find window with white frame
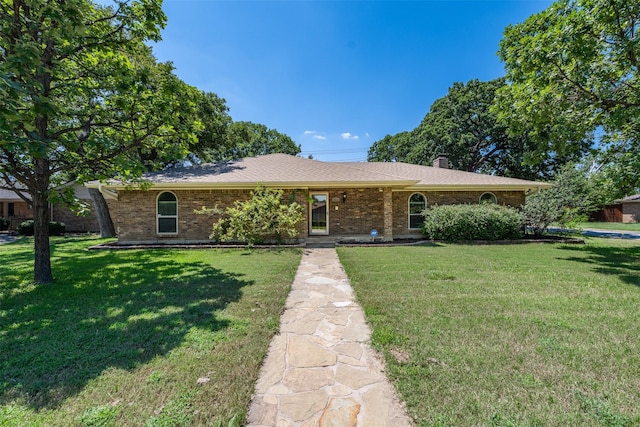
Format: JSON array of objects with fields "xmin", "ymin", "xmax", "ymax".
[
  {"xmin": 479, "ymin": 192, "xmax": 497, "ymax": 204},
  {"xmin": 157, "ymin": 192, "xmax": 178, "ymax": 234},
  {"xmin": 408, "ymin": 193, "xmax": 427, "ymax": 229}
]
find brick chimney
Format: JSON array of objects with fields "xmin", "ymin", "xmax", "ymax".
[{"xmin": 433, "ymin": 153, "xmax": 449, "ymax": 169}]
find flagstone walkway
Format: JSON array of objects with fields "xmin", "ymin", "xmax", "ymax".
[{"xmin": 246, "ymin": 248, "xmax": 412, "ymax": 427}]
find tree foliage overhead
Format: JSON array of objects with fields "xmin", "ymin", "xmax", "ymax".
[
  {"xmin": 201, "ymin": 121, "xmax": 300, "ymax": 162},
  {"xmin": 366, "ymin": 131, "xmax": 412, "ymax": 163},
  {"xmin": 0, "ymin": 0, "xmax": 200, "ymax": 283},
  {"xmin": 498, "ymin": 0, "xmax": 640, "ymax": 189},
  {"xmin": 368, "ymin": 78, "xmax": 575, "ymax": 180}
]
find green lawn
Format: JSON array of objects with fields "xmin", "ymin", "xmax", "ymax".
[
  {"xmin": 579, "ymin": 222, "xmax": 640, "ymax": 232},
  {"xmin": 0, "ymin": 236, "xmax": 302, "ymax": 426},
  {"xmin": 338, "ymin": 240, "xmax": 640, "ymax": 426}
]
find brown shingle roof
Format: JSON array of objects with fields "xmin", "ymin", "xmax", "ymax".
[
  {"xmin": 342, "ymin": 161, "xmax": 551, "ymax": 189},
  {"xmin": 89, "ymin": 154, "xmax": 551, "ymax": 191}
]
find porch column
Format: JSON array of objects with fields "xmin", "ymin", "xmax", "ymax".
[{"xmin": 383, "ymin": 187, "xmax": 393, "ymax": 241}]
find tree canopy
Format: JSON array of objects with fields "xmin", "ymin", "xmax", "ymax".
[
  {"xmin": 498, "ymin": 0, "xmax": 640, "ymax": 192},
  {"xmin": 203, "ymin": 121, "xmax": 300, "ymax": 161},
  {"xmin": 368, "ymin": 78, "xmax": 576, "ymax": 180},
  {"xmin": 0, "ymin": 0, "xmax": 200, "ymax": 283}
]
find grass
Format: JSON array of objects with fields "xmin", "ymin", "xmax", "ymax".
[
  {"xmin": 338, "ymin": 239, "xmax": 640, "ymax": 426},
  {"xmin": 578, "ymin": 222, "xmax": 640, "ymax": 232},
  {"xmin": 0, "ymin": 236, "xmax": 302, "ymax": 426}
]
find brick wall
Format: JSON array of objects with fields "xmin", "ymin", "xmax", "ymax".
[
  {"xmin": 52, "ymin": 199, "xmax": 97, "ymax": 232},
  {"xmin": 622, "ymin": 202, "xmax": 640, "ymax": 223},
  {"xmin": 114, "ymin": 188, "xmax": 527, "ymax": 242},
  {"xmin": 116, "ymin": 189, "xmax": 309, "ymax": 242},
  {"xmin": 1, "ymin": 201, "xmax": 32, "ymax": 230},
  {"xmin": 51, "ymin": 198, "xmax": 120, "ymax": 233},
  {"xmin": 310, "ymin": 188, "xmax": 386, "ymax": 237},
  {"xmin": 393, "ymin": 190, "xmax": 526, "ymax": 237}
]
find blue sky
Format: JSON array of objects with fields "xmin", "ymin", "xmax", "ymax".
[{"xmin": 149, "ymin": 0, "xmax": 554, "ymax": 162}]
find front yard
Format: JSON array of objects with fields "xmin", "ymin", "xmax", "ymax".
[
  {"xmin": 338, "ymin": 240, "xmax": 640, "ymax": 426},
  {"xmin": 0, "ymin": 236, "xmax": 301, "ymax": 426}
]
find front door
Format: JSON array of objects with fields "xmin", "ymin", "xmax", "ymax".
[{"xmin": 310, "ymin": 193, "xmax": 329, "ymax": 235}]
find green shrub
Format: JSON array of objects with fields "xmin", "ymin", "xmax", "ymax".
[
  {"xmin": 0, "ymin": 217, "xmax": 9, "ymax": 231},
  {"xmin": 204, "ymin": 186, "xmax": 303, "ymax": 246},
  {"xmin": 17, "ymin": 220, "xmax": 66, "ymax": 236},
  {"xmin": 16, "ymin": 220, "xmax": 34, "ymax": 235},
  {"xmin": 421, "ymin": 204, "xmax": 524, "ymax": 242},
  {"xmin": 49, "ymin": 221, "xmax": 66, "ymax": 236}
]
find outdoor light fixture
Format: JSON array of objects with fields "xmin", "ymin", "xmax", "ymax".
[{"xmin": 342, "ymin": 192, "xmax": 347, "ymax": 202}]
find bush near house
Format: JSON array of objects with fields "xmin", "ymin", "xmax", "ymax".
[
  {"xmin": 421, "ymin": 204, "xmax": 525, "ymax": 241},
  {"xmin": 16, "ymin": 220, "xmax": 66, "ymax": 236},
  {"xmin": 201, "ymin": 186, "xmax": 303, "ymax": 246},
  {"xmin": 0, "ymin": 217, "xmax": 9, "ymax": 231}
]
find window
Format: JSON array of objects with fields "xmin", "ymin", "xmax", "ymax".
[
  {"xmin": 408, "ymin": 193, "xmax": 427, "ymax": 229},
  {"xmin": 479, "ymin": 192, "xmax": 497, "ymax": 204},
  {"xmin": 8, "ymin": 203, "xmax": 14, "ymax": 217},
  {"xmin": 157, "ymin": 192, "xmax": 178, "ymax": 234}
]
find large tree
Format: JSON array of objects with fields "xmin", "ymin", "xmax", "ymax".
[
  {"xmin": 204, "ymin": 121, "xmax": 300, "ymax": 161},
  {"xmin": 368, "ymin": 79, "xmax": 576, "ymax": 179},
  {"xmin": 498, "ymin": 0, "xmax": 640, "ymax": 191},
  {"xmin": 0, "ymin": 0, "xmax": 200, "ymax": 283},
  {"xmin": 366, "ymin": 131, "xmax": 412, "ymax": 163}
]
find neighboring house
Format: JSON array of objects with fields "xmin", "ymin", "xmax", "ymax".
[
  {"xmin": 0, "ymin": 189, "xmax": 32, "ymax": 230},
  {"xmin": 620, "ymin": 194, "xmax": 640, "ymax": 223},
  {"xmin": 591, "ymin": 194, "xmax": 640, "ymax": 223},
  {"xmin": 0, "ymin": 184, "xmax": 106, "ymax": 232},
  {"xmin": 87, "ymin": 154, "xmax": 551, "ymax": 244}
]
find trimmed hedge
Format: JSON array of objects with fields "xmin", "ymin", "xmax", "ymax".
[
  {"xmin": 17, "ymin": 220, "xmax": 66, "ymax": 236},
  {"xmin": 421, "ymin": 204, "xmax": 524, "ymax": 242}
]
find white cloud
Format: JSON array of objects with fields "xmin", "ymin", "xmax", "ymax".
[
  {"xmin": 304, "ymin": 130, "xmax": 326, "ymax": 140},
  {"xmin": 365, "ymin": 132, "xmax": 370, "ymax": 138},
  {"xmin": 341, "ymin": 132, "xmax": 359, "ymax": 140}
]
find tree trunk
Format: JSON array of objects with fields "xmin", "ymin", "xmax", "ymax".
[
  {"xmin": 88, "ymin": 187, "xmax": 116, "ymax": 238},
  {"xmin": 33, "ymin": 161, "xmax": 53, "ymax": 284}
]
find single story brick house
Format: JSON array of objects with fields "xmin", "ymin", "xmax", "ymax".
[
  {"xmin": 0, "ymin": 184, "xmax": 106, "ymax": 232},
  {"xmin": 87, "ymin": 154, "xmax": 551, "ymax": 244},
  {"xmin": 619, "ymin": 194, "xmax": 640, "ymax": 223},
  {"xmin": 0, "ymin": 188, "xmax": 32, "ymax": 230}
]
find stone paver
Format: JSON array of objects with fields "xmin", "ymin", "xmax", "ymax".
[{"xmin": 247, "ymin": 248, "xmax": 411, "ymax": 427}]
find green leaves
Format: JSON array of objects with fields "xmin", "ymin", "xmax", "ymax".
[
  {"xmin": 201, "ymin": 121, "xmax": 300, "ymax": 162},
  {"xmin": 209, "ymin": 187, "xmax": 304, "ymax": 246},
  {"xmin": 0, "ymin": 0, "xmax": 199, "ymax": 282},
  {"xmin": 499, "ymin": 0, "xmax": 640, "ymax": 164},
  {"xmin": 368, "ymin": 78, "xmax": 570, "ymax": 180},
  {"xmin": 421, "ymin": 204, "xmax": 525, "ymax": 242}
]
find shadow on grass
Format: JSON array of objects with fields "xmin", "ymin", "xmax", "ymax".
[
  {"xmin": 558, "ymin": 243, "xmax": 640, "ymax": 287},
  {"xmin": 0, "ymin": 238, "xmax": 252, "ymax": 410}
]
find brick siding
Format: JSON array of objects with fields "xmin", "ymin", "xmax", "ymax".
[
  {"xmin": 114, "ymin": 188, "xmax": 527, "ymax": 242},
  {"xmin": 1, "ymin": 201, "xmax": 32, "ymax": 230},
  {"xmin": 622, "ymin": 202, "xmax": 640, "ymax": 223},
  {"xmin": 393, "ymin": 190, "xmax": 526, "ymax": 238},
  {"xmin": 115, "ymin": 189, "xmax": 308, "ymax": 243}
]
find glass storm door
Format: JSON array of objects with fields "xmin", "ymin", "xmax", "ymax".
[{"xmin": 310, "ymin": 193, "xmax": 329, "ymax": 235}]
